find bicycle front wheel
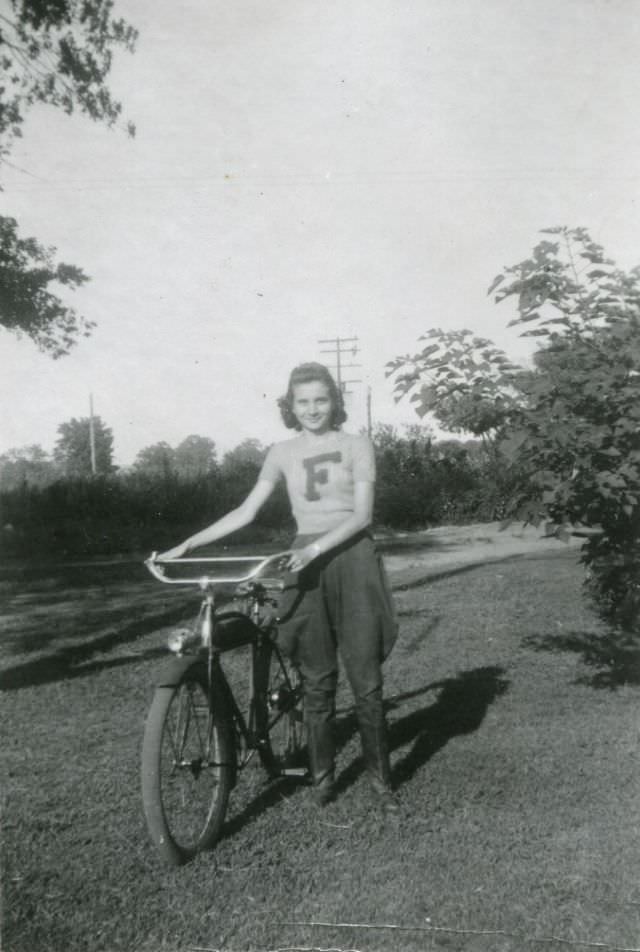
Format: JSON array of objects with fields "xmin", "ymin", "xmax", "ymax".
[
  {"xmin": 254, "ymin": 636, "xmax": 306, "ymax": 779},
  {"xmin": 141, "ymin": 662, "xmax": 234, "ymax": 866}
]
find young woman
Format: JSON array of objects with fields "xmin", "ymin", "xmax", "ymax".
[{"xmin": 160, "ymin": 362, "xmax": 398, "ymax": 812}]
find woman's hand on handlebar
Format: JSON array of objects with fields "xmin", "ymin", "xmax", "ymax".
[{"xmin": 287, "ymin": 543, "xmax": 322, "ymax": 573}]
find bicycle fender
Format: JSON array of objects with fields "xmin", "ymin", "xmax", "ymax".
[
  {"xmin": 149, "ymin": 656, "xmax": 238, "ymax": 790},
  {"xmin": 153, "ymin": 655, "xmax": 204, "ymax": 688}
]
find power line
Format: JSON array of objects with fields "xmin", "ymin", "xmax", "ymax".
[
  {"xmin": 318, "ymin": 336, "xmax": 362, "ymax": 393},
  {"xmin": 89, "ymin": 393, "xmax": 97, "ymax": 476},
  {"xmin": 318, "ymin": 336, "xmax": 374, "ymax": 436}
]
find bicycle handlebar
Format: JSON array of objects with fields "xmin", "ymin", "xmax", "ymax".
[{"xmin": 144, "ymin": 551, "xmax": 290, "ymax": 587}]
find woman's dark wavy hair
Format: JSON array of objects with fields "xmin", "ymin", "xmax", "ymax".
[{"xmin": 278, "ymin": 362, "xmax": 347, "ymax": 431}]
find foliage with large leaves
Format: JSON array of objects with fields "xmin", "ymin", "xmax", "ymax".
[
  {"xmin": 495, "ymin": 227, "xmax": 640, "ymax": 631},
  {"xmin": 388, "ymin": 227, "xmax": 640, "ymax": 632},
  {"xmin": 386, "ymin": 329, "xmax": 526, "ymax": 515},
  {"xmin": 386, "ymin": 328, "xmax": 521, "ymax": 437}
]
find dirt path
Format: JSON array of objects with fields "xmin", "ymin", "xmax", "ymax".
[{"xmin": 379, "ymin": 521, "xmax": 582, "ymax": 588}]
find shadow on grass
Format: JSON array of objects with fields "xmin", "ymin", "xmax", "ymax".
[
  {"xmin": 390, "ymin": 665, "xmax": 510, "ymax": 787},
  {"xmin": 220, "ymin": 776, "xmax": 307, "ymax": 844},
  {"xmin": 0, "ymin": 558, "xmax": 147, "ymax": 584},
  {"xmin": 0, "ymin": 599, "xmax": 193, "ymax": 691},
  {"xmin": 523, "ymin": 629, "xmax": 640, "ymax": 690},
  {"xmin": 219, "ymin": 712, "xmax": 364, "ymax": 843},
  {"xmin": 331, "ymin": 665, "xmax": 510, "ymax": 796},
  {"xmin": 390, "ymin": 553, "xmax": 528, "ymax": 592},
  {"xmin": 3, "ymin": 593, "xmax": 157, "ymax": 657},
  {"xmin": 213, "ymin": 666, "xmax": 509, "ymax": 843},
  {"xmin": 398, "ymin": 613, "xmax": 442, "ymax": 654}
]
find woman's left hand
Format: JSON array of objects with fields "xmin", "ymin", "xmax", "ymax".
[{"xmin": 287, "ymin": 543, "xmax": 321, "ymax": 573}]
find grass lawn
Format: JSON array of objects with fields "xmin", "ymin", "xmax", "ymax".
[{"xmin": 2, "ymin": 547, "xmax": 640, "ymax": 952}]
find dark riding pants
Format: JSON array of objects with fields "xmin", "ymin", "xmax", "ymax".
[{"xmin": 278, "ymin": 531, "xmax": 398, "ymax": 785}]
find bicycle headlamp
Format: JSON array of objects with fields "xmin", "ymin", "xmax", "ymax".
[{"xmin": 167, "ymin": 628, "xmax": 200, "ymax": 654}]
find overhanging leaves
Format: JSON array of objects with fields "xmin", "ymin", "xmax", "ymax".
[
  {"xmin": 0, "ymin": 215, "xmax": 92, "ymax": 356},
  {"xmin": 0, "ymin": 1, "xmax": 137, "ymax": 355}
]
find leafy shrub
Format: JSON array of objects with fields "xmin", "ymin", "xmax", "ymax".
[{"xmin": 387, "ymin": 226, "xmax": 640, "ymax": 633}]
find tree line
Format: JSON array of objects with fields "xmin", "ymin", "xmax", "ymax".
[
  {"xmin": 0, "ymin": 426, "xmax": 504, "ymax": 559},
  {"xmin": 0, "ymin": 424, "xmax": 221, "ymax": 487}
]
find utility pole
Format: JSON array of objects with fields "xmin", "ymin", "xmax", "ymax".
[
  {"xmin": 366, "ymin": 385, "xmax": 373, "ymax": 438},
  {"xmin": 318, "ymin": 336, "xmax": 362, "ymax": 393},
  {"xmin": 89, "ymin": 393, "xmax": 97, "ymax": 476}
]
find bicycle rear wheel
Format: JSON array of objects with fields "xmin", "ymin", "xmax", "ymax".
[
  {"xmin": 141, "ymin": 662, "xmax": 234, "ymax": 866},
  {"xmin": 254, "ymin": 635, "xmax": 306, "ymax": 779}
]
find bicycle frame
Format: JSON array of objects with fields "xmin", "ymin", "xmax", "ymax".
[
  {"xmin": 214, "ymin": 629, "xmax": 300, "ymax": 772},
  {"xmin": 142, "ymin": 551, "xmax": 307, "ymax": 864},
  {"xmin": 145, "ymin": 551, "xmax": 297, "ymax": 772}
]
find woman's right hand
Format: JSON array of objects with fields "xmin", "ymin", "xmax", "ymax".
[{"xmin": 157, "ymin": 541, "xmax": 190, "ymax": 561}]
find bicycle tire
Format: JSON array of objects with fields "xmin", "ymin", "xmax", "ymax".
[
  {"xmin": 253, "ymin": 635, "xmax": 306, "ymax": 779},
  {"xmin": 141, "ymin": 660, "xmax": 235, "ymax": 866}
]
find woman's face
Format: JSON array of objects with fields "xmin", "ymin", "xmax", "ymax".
[{"xmin": 291, "ymin": 380, "xmax": 333, "ymax": 434}]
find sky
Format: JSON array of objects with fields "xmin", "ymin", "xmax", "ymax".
[{"xmin": 1, "ymin": 0, "xmax": 640, "ymax": 465}]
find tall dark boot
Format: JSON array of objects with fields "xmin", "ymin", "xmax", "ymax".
[
  {"xmin": 357, "ymin": 698, "xmax": 399, "ymax": 815},
  {"xmin": 306, "ymin": 715, "xmax": 335, "ymax": 806}
]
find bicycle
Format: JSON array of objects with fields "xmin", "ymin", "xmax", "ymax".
[{"xmin": 141, "ymin": 552, "xmax": 306, "ymax": 866}]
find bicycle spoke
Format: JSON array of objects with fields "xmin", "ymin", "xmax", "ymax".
[
  {"xmin": 255, "ymin": 638, "xmax": 306, "ymax": 778},
  {"xmin": 160, "ymin": 681, "xmax": 224, "ymax": 845}
]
